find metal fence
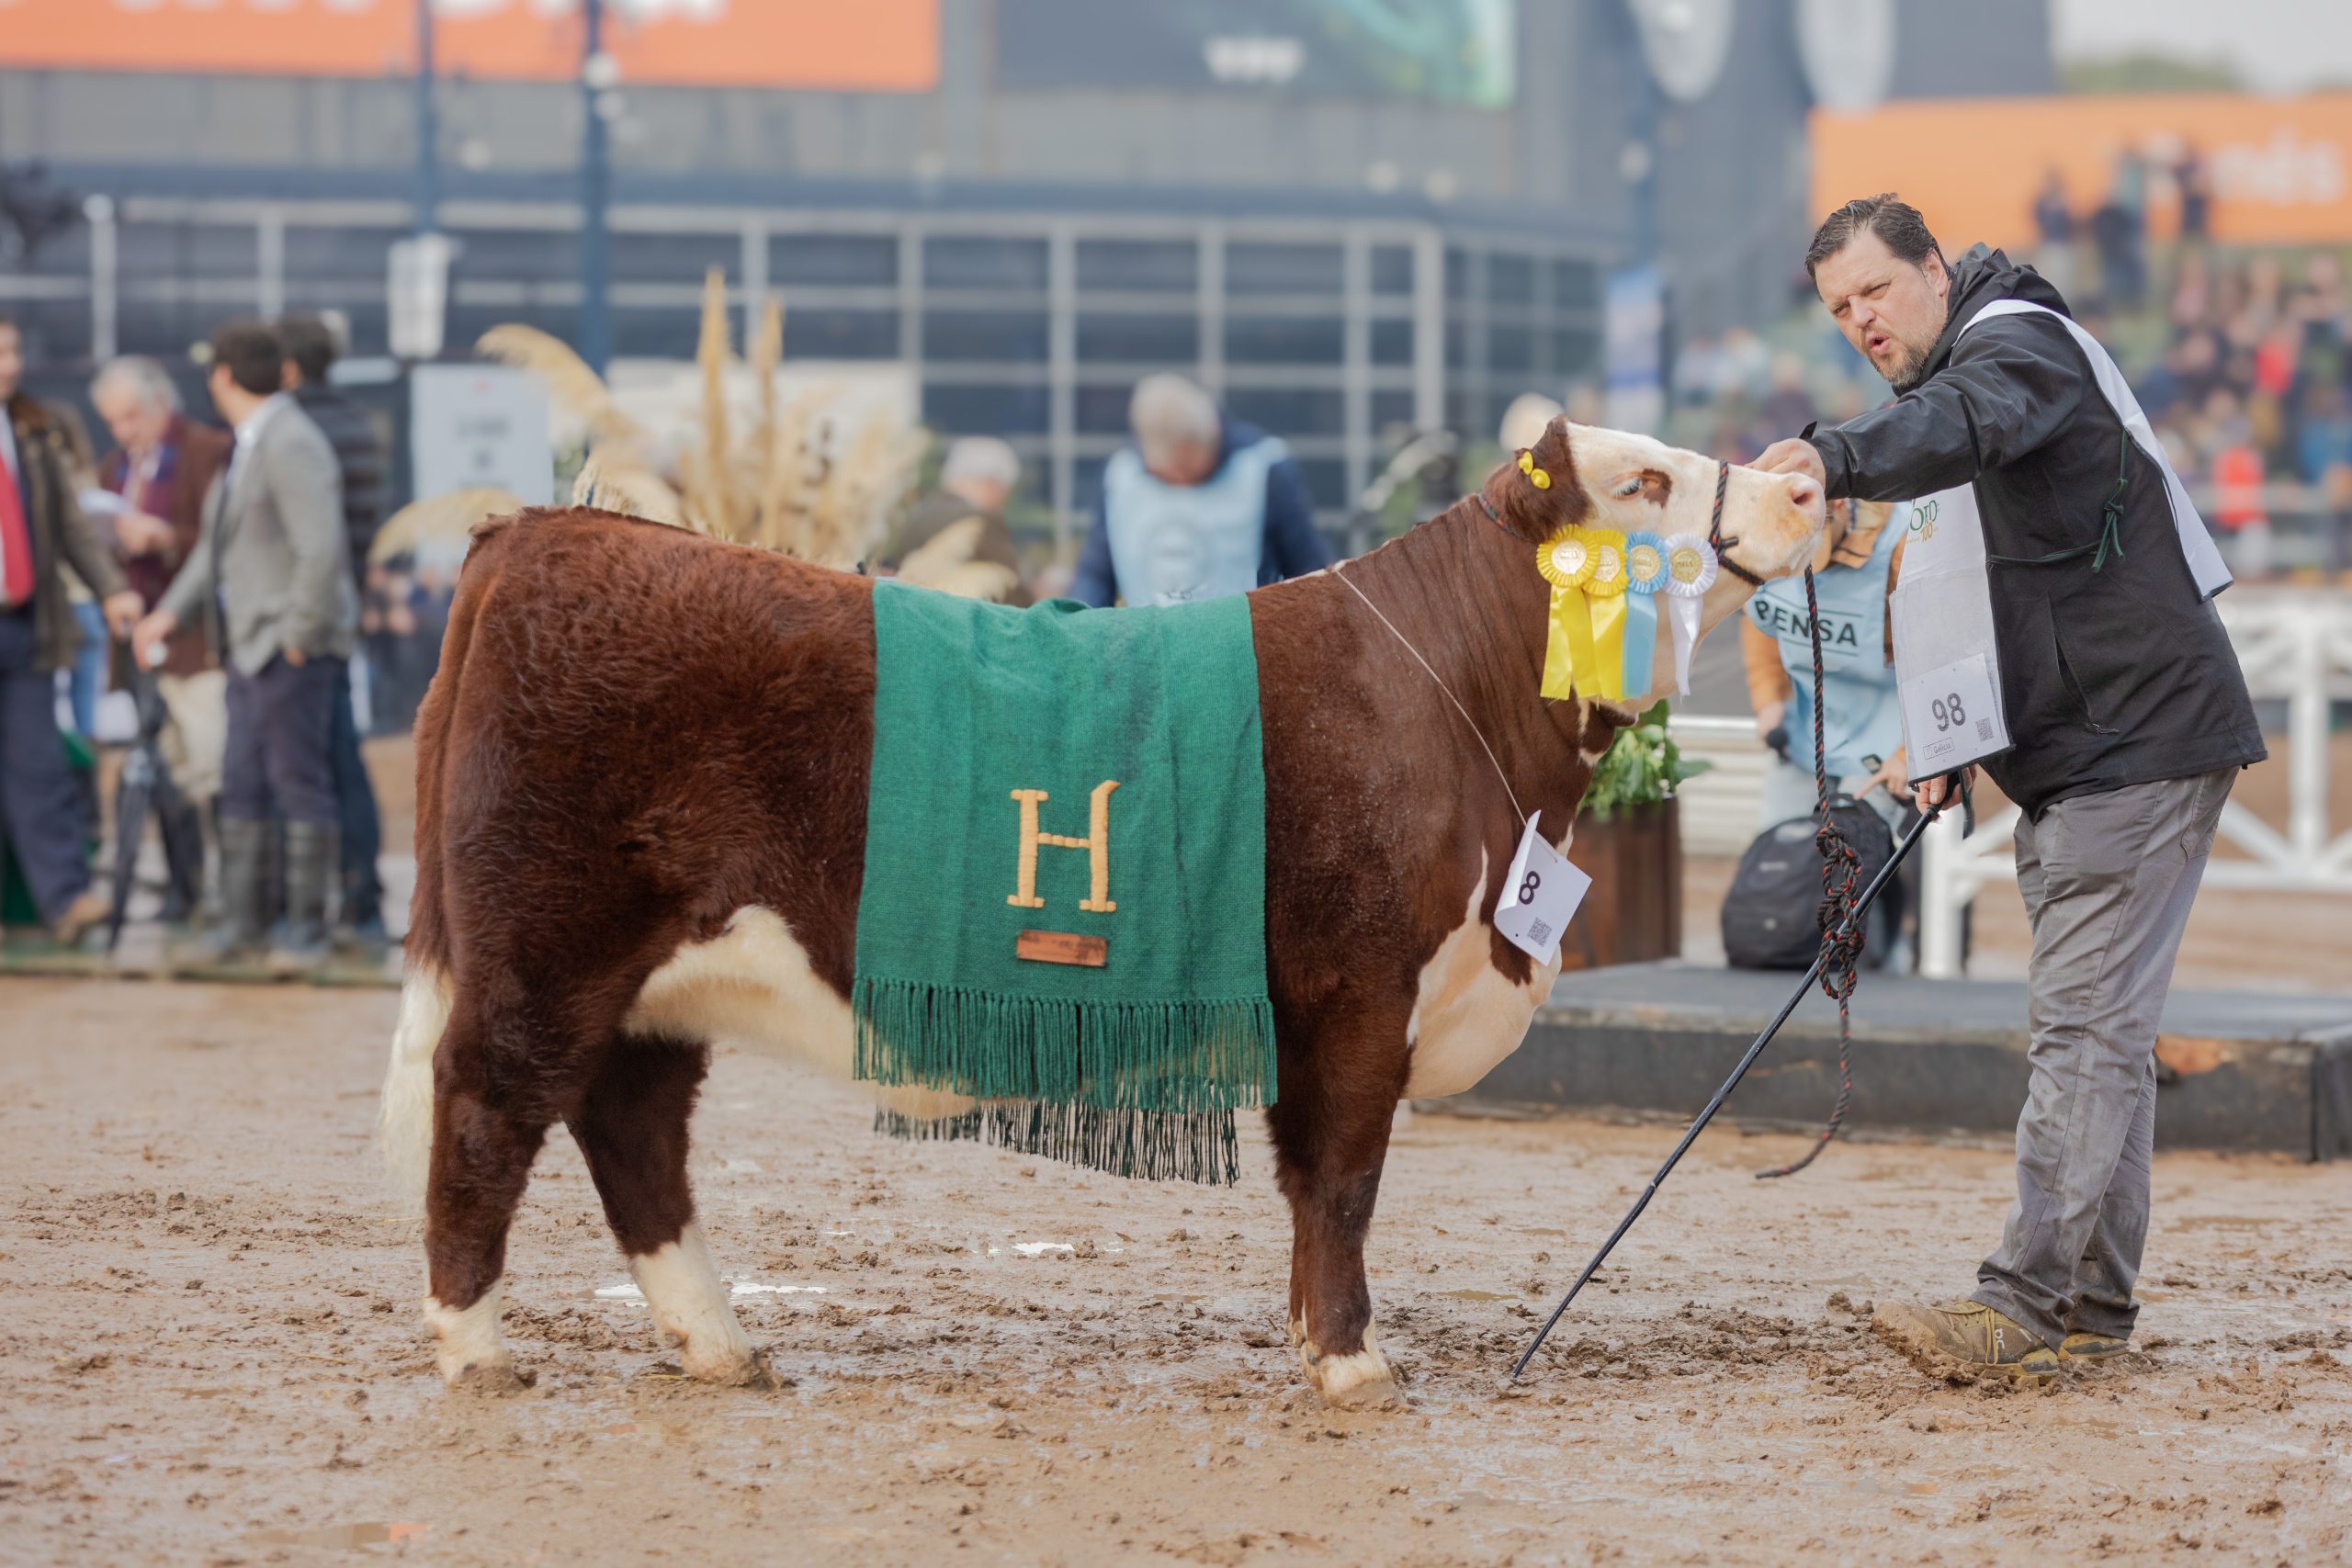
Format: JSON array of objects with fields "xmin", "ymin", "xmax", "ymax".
[{"xmin": 0, "ymin": 190, "xmax": 1611, "ymax": 543}]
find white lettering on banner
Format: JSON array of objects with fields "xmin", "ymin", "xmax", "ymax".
[
  {"xmin": 1899, "ymin": 653, "xmax": 2001, "ymax": 773},
  {"xmin": 1492, "ymin": 812, "xmax": 1590, "ymax": 965}
]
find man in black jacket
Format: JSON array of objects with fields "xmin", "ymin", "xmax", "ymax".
[
  {"xmin": 1760, "ymin": 196, "xmax": 2264, "ymax": 1382},
  {"xmin": 279, "ymin": 315, "xmax": 387, "ymax": 950}
]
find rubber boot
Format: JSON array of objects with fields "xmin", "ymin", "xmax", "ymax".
[
  {"xmin": 271, "ymin": 822, "xmax": 338, "ymax": 977},
  {"xmin": 185, "ymin": 817, "xmax": 268, "ymax": 967}
]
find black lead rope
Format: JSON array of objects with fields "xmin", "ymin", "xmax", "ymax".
[{"xmin": 1753, "ymin": 558, "xmax": 1865, "ymax": 1181}]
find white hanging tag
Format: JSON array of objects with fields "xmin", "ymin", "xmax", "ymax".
[{"xmin": 1492, "ymin": 811, "xmax": 1591, "ymax": 965}]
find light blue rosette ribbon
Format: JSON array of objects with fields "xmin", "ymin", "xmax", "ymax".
[{"xmin": 1619, "ymin": 530, "xmax": 1668, "ymax": 702}]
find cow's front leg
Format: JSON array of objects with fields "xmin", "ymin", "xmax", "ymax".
[
  {"xmin": 567, "ymin": 1034, "xmax": 770, "ymax": 1387},
  {"xmin": 1267, "ymin": 1025, "xmax": 1408, "ymax": 1408}
]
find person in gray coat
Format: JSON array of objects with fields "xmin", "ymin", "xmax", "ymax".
[{"xmin": 134, "ymin": 321, "xmax": 356, "ymax": 968}]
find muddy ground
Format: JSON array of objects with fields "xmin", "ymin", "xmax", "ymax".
[{"xmin": 4, "ymin": 977, "xmax": 2348, "ymax": 1566}]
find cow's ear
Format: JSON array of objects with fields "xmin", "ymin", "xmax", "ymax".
[{"xmin": 1487, "ymin": 416, "xmax": 1590, "ymax": 540}]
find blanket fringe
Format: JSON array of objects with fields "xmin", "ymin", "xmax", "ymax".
[
  {"xmin": 853, "ymin": 977, "xmax": 1277, "ymax": 1114},
  {"xmin": 875, "ymin": 1102, "xmax": 1246, "ymax": 1186}
]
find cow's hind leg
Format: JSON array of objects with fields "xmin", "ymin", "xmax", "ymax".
[
  {"xmin": 423, "ymin": 993, "xmax": 557, "ymax": 1392},
  {"xmin": 566, "ymin": 1033, "xmax": 767, "ymax": 1386},
  {"xmin": 1268, "ymin": 1052, "xmax": 1405, "ymax": 1408}
]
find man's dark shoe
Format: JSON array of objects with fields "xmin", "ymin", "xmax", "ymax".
[
  {"xmin": 1873, "ymin": 1300, "xmax": 2060, "ymax": 1383},
  {"xmin": 2059, "ymin": 1331, "xmax": 2131, "ymax": 1362}
]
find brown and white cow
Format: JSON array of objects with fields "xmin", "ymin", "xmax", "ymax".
[{"xmin": 380, "ymin": 415, "xmax": 1825, "ymax": 1405}]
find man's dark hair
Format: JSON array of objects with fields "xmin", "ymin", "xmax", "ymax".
[
  {"xmin": 209, "ymin": 319, "xmax": 285, "ymax": 396},
  {"xmin": 1804, "ymin": 194, "xmax": 1944, "ymax": 280},
  {"xmin": 278, "ymin": 313, "xmax": 341, "ymax": 385}
]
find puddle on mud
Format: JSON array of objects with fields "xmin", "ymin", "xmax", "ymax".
[
  {"xmin": 591, "ymin": 1280, "xmax": 827, "ymax": 1302},
  {"xmin": 245, "ymin": 1521, "xmax": 428, "ymax": 1550}
]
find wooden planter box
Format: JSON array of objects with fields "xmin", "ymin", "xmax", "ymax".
[{"xmin": 1557, "ymin": 797, "xmax": 1682, "ymax": 972}]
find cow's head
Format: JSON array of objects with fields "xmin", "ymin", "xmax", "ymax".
[{"xmin": 1480, "ymin": 416, "xmax": 1826, "ymax": 585}]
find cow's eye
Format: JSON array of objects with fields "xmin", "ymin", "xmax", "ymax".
[{"xmin": 1611, "ymin": 477, "xmax": 1643, "ymax": 499}]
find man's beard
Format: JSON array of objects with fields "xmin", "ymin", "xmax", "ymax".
[{"xmin": 1885, "ymin": 338, "xmax": 1935, "ymax": 395}]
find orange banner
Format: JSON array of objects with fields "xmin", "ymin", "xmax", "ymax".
[
  {"xmin": 1812, "ymin": 93, "xmax": 2352, "ymax": 249},
  {"xmin": 0, "ymin": 0, "xmax": 937, "ymax": 91}
]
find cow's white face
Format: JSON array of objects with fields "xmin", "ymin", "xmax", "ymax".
[{"xmin": 1559, "ymin": 422, "xmax": 1826, "ymax": 582}]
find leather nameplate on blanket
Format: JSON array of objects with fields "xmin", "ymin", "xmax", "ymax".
[{"xmin": 1017, "ymin": 930, "xmax": 1108, "ymax": 967}]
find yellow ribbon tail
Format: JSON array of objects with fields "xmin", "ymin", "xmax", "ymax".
[
  {"xmin": 1588, "ymin": 592, "xmax": 1626, "ymax": 700},
  {"xmin": 1543, "ymin": 585, "xmax": 1596, "ymax": 699}
]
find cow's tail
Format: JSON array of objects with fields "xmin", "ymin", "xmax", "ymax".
[
  {"xmin": 379, "ymin": 967, "xmax": 451, "ymax": 1211},
  {"xmin": 378, "ymin": 517, "xmax": 513, "ymax": 1211}
]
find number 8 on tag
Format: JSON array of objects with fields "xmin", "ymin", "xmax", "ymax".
[{"xmin": 1493, "ymin": 811, "xmax": 1592, "ymax": 965}]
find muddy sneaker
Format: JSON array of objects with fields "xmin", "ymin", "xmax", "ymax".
[
  {"xmin": 2059, "ymin": 1331, "xmax": 2131, "ymax": 1362},
  {"xmin": 1873, "ymin": 1300, "xmax": 2060, "ymax": 1383}
]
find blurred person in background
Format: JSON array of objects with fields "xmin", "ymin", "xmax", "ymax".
[
  {"xmin": 91, "ymin": 355, "xmax": 232, "ymax": 915},
  {"xmin": 1070, "ymin": 373, "xmax": 1329, "ymax": 608},
  {"xmin": 880, "ymin": 435, "xmax": 1032, "ymax": 606},
  {"xmin": 2090, "ymin": 147, "xmax": 2147, "ymax": 310},
  {"xmin": 0, "ymin": 312, "xmax": 142, "ymax": 945},
  {"xmin": 41, "ymin": 403, "xmax": 113, "ymax": 742},
  {"xmin": 134, "ymin": 321, "xmax": 355, "ymax": 971},
  {"xmin": 1740, "ymin": 494, "xmax": 1914, "ymax": 968},
  {"xmin": 277, "ymin": 314, "xmax": 387, "ymax": 950},
  {"xmin": 1498, "ymin": 391, "xmax": 1563, "ymax": 455},
  {"xmin": 2030, "ymin": 167, "xmax": 2075, "ymax": 299}
]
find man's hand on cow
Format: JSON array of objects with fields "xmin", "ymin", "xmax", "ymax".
[
  {"xmin": 1916, "ymin": 764, "xmax": 1976, "ymax": 811},
  {"xmin": 1754, "ymin": 699, "xmax": 1786, "ymax": 744},
  {"xmin": 1757, "ymin": 438, "xmax": 1826, "ymax": 489}
]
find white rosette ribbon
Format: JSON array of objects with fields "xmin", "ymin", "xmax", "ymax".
[{"xmin": 1658, "ymin": 532, "xmax": 1718, "ymax": 697}]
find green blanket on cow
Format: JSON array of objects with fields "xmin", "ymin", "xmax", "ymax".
[{"xmin": 852, "ymin": 581, "xmax": 1277, "ymax": 1184}]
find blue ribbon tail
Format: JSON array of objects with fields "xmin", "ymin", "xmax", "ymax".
[{"xmin": 1621, "ymin": 593, "xmax": 1659, "ymax": 700}]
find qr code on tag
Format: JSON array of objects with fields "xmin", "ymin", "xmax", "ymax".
[
  {"xmin": 1527, "ymin": 919, "xmax": 1553, "ymax": 946},
  {"xmin": 1977, "ymin": 717, "xmax": 1996, "ymax": 741}
]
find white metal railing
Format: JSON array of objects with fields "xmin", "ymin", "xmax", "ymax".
[
  {"xmin": 1919, "ymin": 589, "xmax": 2352, "ymax": 977},
  {"xmin": 1667, "ymin": 714, "xmax": 1770, "ymax": 856}
]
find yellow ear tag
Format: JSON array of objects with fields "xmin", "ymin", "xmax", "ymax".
[{"xmin": 1533, "ymin": 529, "xmax": 1600, "ymax": 699}]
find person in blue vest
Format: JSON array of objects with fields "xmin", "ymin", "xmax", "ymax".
[
  {"xmin": 1740, "ymin": 495, "xmax": 1915, "ymax": 968},
  {"xmin": 1070, "ymin": 374, "xmax": 1330, "ymax": 607}
]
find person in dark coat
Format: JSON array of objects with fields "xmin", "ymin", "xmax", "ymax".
[
  {"xmin": 1761, "ymin": 196, "xmax": 2263, "ymax": 1383},
  {"xmin": 0, "ymin": 313, "xmax": 144, "ymax": 944},
  {"xmin": 879, "ymin": 436, "xmax": 1032, "ymax": 605},
  {"xmin": 278, "ymin": 314, "xmax": 388, "ymax": 948}
]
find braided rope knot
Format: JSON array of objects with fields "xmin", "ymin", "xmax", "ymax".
[
  {"xmin": 1814, "ymin": 814, "xmax": 1864, "ymax": 1005},
  {"xmin": 1755, "ymin": 564, "xmax": 1866, "ymax": 1181}
]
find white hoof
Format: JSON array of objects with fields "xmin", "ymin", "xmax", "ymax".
[
  {"xmin": 425, "ymin": 1290, "xmax": 527, "ymax": 1391},
  {"xmin": 632, "ymin": 1225, "xmax": 761, "ymax": 1386},
  {"xmin": 1297, "ymin": 1326, "xmax": 1400, "ymax": 1409}
]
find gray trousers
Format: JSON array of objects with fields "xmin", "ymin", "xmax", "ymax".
[{"xmin": 1972, "ymin": 767, "xmax": 2235, "ymax": 1347}]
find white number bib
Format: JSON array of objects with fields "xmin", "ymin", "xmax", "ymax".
[{"xmin": 1493, "ymin": 811, "xmax": 1592, "ymax": 965}]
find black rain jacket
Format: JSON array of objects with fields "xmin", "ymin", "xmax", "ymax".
[{"xmin": 1812, "ymin": 244, "xmax": 2265, "ymax": 816}]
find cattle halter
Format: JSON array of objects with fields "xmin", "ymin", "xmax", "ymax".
[{"xmin": 1707, "ymin": 459, "xmax": 1769, "ymax": 589}]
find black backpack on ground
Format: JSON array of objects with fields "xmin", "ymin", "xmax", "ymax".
[{"xmin": 1721, "ymin": 797, "xmax": 1898, "ymax": 971}]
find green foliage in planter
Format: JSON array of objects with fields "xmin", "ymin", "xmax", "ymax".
[{"xmin": 1581, "ymin": 700, "xmax": 1712, "ymax": 822}]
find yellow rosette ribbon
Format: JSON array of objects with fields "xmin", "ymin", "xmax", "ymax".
[
  {"xmin": 1533, "ymin": 526, "xmax": 1599, "ymax": 700},
  {"xmin": 1581, "ymin": 527, "xmax": 1629, "ymax": 700}
]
